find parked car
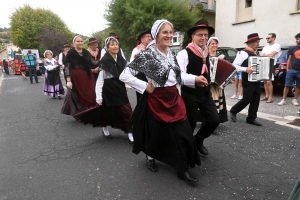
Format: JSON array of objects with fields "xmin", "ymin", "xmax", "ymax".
[
  {"xmin": 259, "ymin": 46, "xmax": 296, "ymax": 97},
  {"xmin": 217, "ymin": 47, "xmax": 238, "ymax": 63}
]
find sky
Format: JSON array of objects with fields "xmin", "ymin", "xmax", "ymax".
[{"xmin": 0, "ymin": 0, "xmax": 111, "ymax": 36}]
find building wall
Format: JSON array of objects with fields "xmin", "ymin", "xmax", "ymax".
[{"xmin": 215, "ymin": 0, "xmax": 300, "ymax": 48}]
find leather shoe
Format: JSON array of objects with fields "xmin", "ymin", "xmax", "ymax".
[
  {"xmin": 128, "ymin": 138, "xmax": 134, "ymax": 146},
  {"xmin": 230, "ymin": 112, "xmax": 237, "ymax": 122},
  {"xmin": 102, "ymin": 130, "xmax": 112, "ymax": 139},
  {"xmin": 246, "ymin": 120, "xmax": 262, "ymax": 126},
  {"xmin": 177, "ymin": 172, "xmax": 198, "ymax": 183},
  {"xmin": 146, "ymin": 157, "xmax": 157, "ymax": 172},
  {"xmin": 195, "ymin": 138, "xmax": 208, "ymax": 155}
]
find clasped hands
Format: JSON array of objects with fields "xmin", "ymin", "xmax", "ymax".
[{"xmin": 195, "ymin": 75, "xmax": 208, "ymax": 87}]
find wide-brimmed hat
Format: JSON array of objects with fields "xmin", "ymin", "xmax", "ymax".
[
  {"xmin": 245, "ymin": 33, "xmax": 263, "ymax": 43},
  {"xmin": 88, "ymin": 38, "xmax": 98, "ymax": 45},
  {"xmin": 109, "ymin": 33, "xmax": 119, "ymax": 39},
  {"xmin": 137, "ymin": 29, "xmax": 151, "ymax": 41},
  {"xmin": 63, "ymin": 43, "xmax": 70, "ymax": 48},
  {"xmin": 187, "ymin": 19, "xmax": 215, "ymax": 38}
]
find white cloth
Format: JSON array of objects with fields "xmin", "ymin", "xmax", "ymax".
[
  {"xmin": 232, "ymin": 51, "xmax": 248, "ymax": 72},
  {"xmin": 147, "ymin": 19, "xmax": 173, "ymax": 48},
  {"xmin": 58, "ymin": 52, "xmax": 64, "ymax": 68},
  {"xmin": 95, "ymin": 69, "xmax": 114, "ymax": 105},
  {"xmin": 66, "ymin": 82, "xmax": 72, "ymax": 89},
  {"xmin": 261, "ymin": 43, "xmax": 281, "ymax": 62},
  {"xmin": 44, "ymin": 58, "xmax": 58, "ymax": 71},
  {"xmin": 100, "ymin": 48, "xmax": 126, "ymax": 60},
  {"xmin": 120, "ymin": 47, "xmax": 179, "ymax": 93},
  {"xmin": 176, "ymin": 49, "xmax": 200, "ymax": 88},
  {"xmin": 129, "ymin": 47, "xmax": 141, "ymax": 63}
]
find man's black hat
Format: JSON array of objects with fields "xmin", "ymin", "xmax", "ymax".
[
  {"xmin": 137, "ymin": 29, "xmax": 151, "ymax": 41},
  {"xmin": 187, "ymin": 19, "xmax": 215, "ymax": 38},
  {"xmin": 245, "ymin": 33, "xmax": 263, "ymax": 43}
]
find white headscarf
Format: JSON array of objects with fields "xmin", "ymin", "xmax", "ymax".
[
  {"xmin": 207, "ymin": 36, "xmax": 219, "ymax": 46},
  {"xmin": 147, "ymin": 19, "xmax": 173, "ymax": 48},
  {"xmin": 43, "ymin": 50, "xmax": 53, "ymax": 58},
  {"xmin": 104, "ymin": 36, "xmax": 119, "ymax": 48},
  {"xmin": 72, "ymin": 35, "xmax": 82, "ymax": 43}
]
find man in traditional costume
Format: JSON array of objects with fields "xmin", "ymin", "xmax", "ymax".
[{"xmin": 176, "ymin": 20, "xmax": 220, "ymax": 156}]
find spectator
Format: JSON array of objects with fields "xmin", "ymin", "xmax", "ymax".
[
  {"xmin": 26, "ymin": 50, "xmax": 38, "ymax": 84},
  {"xmin": 260, "ymin": 33, "xmax": 281, "ymax": 103},
  {"xmin": 2, "ymin": 59, "xmax": 9, "ymax": 75},
  {"xmin": 278, "ymin": 33, "xmax": 300, "ymax": 106}
]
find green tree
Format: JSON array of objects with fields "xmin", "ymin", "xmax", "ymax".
[
  {"xmin": 10, "ymin": 5, "xmax": 73, "ymax": 55},
  {"xmin": 105, "ymin": 0, "xmax": 197, "ymax": 52}
]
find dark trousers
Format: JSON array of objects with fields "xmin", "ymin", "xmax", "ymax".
[
  {"xmin": 28, "ymin": 68, "xmax": 38, "ymax": 83},
  {"xmin": 182, "ymin": 91, "xmax": 220, "ymax": 142},
  {"xmin": 230, "ymin": 81, "xmax": 261, "ymax": 121}
]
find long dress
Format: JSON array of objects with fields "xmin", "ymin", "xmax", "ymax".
[
  {"xmin": 43, "ymin": 58, "xmax": 64, "ymax": 97},
  {"xmin": 95, "ymin": 52, "xmax": 132, "ymax": 132},
  {"xmin": 120, "ymin": 44, "xmax": 200, "ymax": 173},
  {"xmin": 61, "ymin": 48, "xmax": 100, "ymax": 123}
]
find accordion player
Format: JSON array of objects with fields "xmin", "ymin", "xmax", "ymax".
[
  {"xmin": 248, "ymin": 56, "xmax": 275, "ymax": 82},
  {"xmin": 210, "ymin": 57, "xmax": 237, "ymax": 89}
]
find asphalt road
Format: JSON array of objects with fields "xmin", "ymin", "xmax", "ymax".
[{"xmin": 0, "ymin": 73, "xmax": 299, "ymax": 200}]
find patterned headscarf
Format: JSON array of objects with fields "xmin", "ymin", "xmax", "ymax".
[{"xmin": 147, "ymin": 19, "xmax": 173, "ymax": 48}]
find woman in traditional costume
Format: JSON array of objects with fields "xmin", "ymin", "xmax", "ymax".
[
  {"xmin": 207, "ymin": 37, "xmax": 228, "ymax": 123},
  {"xmin": 20, "ymin": 60, "xmax": 27, "ymax": 80},
  {"xmin": 120, "ymin": 19, "xmax": 201, "ymax": 183},
  {"xmin": 95, "ymin": 37, "xmax": 134, "ymax": 144},
  {"xmin": 61, "ymin": 35, "xmax": 100, "ymax": 123},
  {"xmin": 43, "ymin": 50, "xmax": 65, "ymax": 100}
]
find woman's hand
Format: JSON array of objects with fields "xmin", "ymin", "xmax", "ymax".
[
  {"xmin": 146, "ymin": 83, "xmax": 155, "ymax": 93},
  {"xmin": 67, "ymin": 82, "xmax": 72, "ymax": 89},
  {"xmin": 195, "ymin": 75, "xmax": 208, "ymax": 87},
  {"xmin": 96, "ymin": 100, "xmax": 102, "ymax": 105}
]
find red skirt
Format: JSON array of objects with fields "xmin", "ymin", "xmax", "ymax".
[
  {"xmin": 147, "ymin": 85, "xmax": 186, "ymax": 123},
  {"xmin": 72, "ymin": 69, "xmax": 96, "ymax": 107}
]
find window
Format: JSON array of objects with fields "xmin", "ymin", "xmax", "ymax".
[
  {"xmin": 227, "ymin": 49, "xmax": 237, "ymax": 57},
  {"xmin": 245, "ymin": 0, "xmax": 252, "ymax": 8},
  {"xmin": 172, "ymin": 37, "xmax": 178, "ymax": 43}
]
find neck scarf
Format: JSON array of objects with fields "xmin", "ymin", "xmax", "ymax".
[
  {"xmin": 187, "ymin": 42, "xmax": 209, "ymax": 75},
  {"xmin": 87, "ymin": 48, "xmax": 99, "ymax": 60},
  {"xmin": 244, "ymin": 47, "xmax": 256, "ymax": 55}
]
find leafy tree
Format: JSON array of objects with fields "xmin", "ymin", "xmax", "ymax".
[
  {"xmin": 105, "ymin": 0, "xmax": 198, "ymax": 52},
  {"xmin": 10, "ymin": 5, "xmax": 73, "ymax": 56},
  {"xmin": 38, "ymin": 27, "xmax": 69, "ymax": 57}
]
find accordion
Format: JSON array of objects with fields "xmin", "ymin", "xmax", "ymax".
[
  {"xmin": 248, "ymin": 57, "xmax": 275, "ymax": 82},
  {"xmin": 210, "ymin": 57, "xmax": 237, "ymax": 89}
]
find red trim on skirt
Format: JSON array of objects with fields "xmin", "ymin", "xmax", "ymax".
[
  {"xmin": 147, "ymin": 85, "xmax": 186, "ymax": 123},
  {"xmin": 72, "ymin": 68, "xmax": 96, "ymax": 107}
]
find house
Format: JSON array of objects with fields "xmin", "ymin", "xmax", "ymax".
[{"xmin": 215, "ymin": 0, "xmax": 300, "ymax": 48}]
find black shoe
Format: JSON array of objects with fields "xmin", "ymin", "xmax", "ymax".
[
  {"xmin": 195, "ymin": 139, "xmax": 208, "ymax": 155},
  {"xmin": 53, "ymin": 97, "xmax": 56, "ymax": 99},
  {"xmin": 246, "ymin": 120, "xmax": 262, "ymax": 126},
  {"xmin": 177, "ymin": 172, "xmax": 198, "ymax": 183},
  {"xmin": 146, "ymin": 156, "xmax": 157, "ymax": 172},
  {"xmin": 128, "ymin": 138, "xmax": 134, "ymax": 146},
  {"xmin": 58, "ymin": 96, "xmax": 62, "ymax": 100},
  {"xmin": 230, "ymin": 112, "xmax": 237, "ymax": 122},
  {"xmin": 102, "ymin": 130, "xmax": 112, "ymax": 139}
]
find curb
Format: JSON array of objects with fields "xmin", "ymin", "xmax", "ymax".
[{"xmin": 226, "ymin": 105, "xmax": 300, "ymax": 130}]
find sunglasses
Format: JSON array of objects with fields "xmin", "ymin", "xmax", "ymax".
[{"xmin": 266, "ymin": 37, "xmax": 272, "ymax": 40}]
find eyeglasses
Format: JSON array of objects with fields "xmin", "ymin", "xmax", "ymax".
[
  {"xmin": 266, "ymin": 37, "xmax": 271, "ymax": 40},
  {"xmin": 193, "ymin": 33, "xmax": 209, "ymax": 38},
  {"xmin": 160, "ymin": 31, "xmax": 173, "ymax": 35}
]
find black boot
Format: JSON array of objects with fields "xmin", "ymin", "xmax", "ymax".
[
  {"xmin": 146, "ymin": 156, "xmax": 157, "ymax": 172},
  {"xmin": 195, "ymin": 138, "xmax": 208, "ymax": 155},
  {"xmin": 177, "ymin": 171, "xmax": 198, "ymax": 183}
]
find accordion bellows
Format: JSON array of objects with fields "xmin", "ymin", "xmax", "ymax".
[{"xmin": 210, "ymin": 58, "xmax": 237, "ymax": 89}]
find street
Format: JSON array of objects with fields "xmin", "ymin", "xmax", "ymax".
[{"xmin": 0, "ymin": 73, "xmax": 299, "ymax": 200}]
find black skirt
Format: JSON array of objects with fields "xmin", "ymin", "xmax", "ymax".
[{"xmin": 130, "ymin": 93, "xmax": 201, "ymax": 173}]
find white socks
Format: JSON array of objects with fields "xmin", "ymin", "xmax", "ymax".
[
  {"xmin": 102, "ymin": 127, "xmax": 110, "ymax": 136},
  {"xmin": 128, "ymin": 132, "xmax": 134, "ymax": 142},
  {"xmin": 147, "ymin": 155, "xmax": 153, "ymax": 160}
]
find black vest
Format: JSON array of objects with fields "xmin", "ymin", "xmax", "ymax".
[
  {"xmin": 241, "ymin": 50, "xmax": 257, "ymax": 82},
  {"xmin": 181, "ymin": 48, "xmax": 211, "ymax": 96}
]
